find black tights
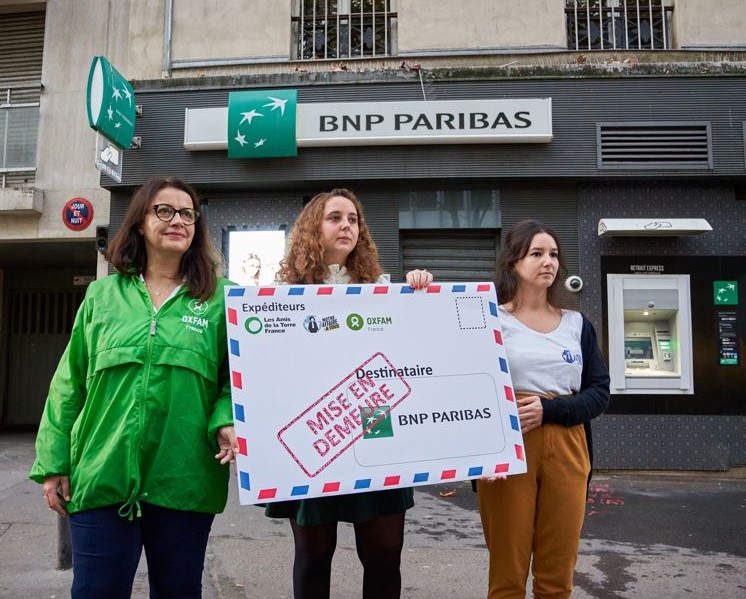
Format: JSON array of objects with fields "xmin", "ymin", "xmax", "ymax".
[{"xmin": 290, "ymin": 512, "xmax": 405, "ymax": 599}]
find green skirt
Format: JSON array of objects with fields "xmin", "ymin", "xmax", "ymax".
[{"xmin": 264, "ymin": 488, "xmax": 414, "ymax": 527}]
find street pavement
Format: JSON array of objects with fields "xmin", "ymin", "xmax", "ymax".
[{"xmin": 2, "ymin": 431, "xmax": 745, "ymax": 598}]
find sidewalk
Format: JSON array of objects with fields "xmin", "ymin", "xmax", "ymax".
[{"xmin": 2, "ymin": 431, "xmax": 745, "ymax": 598}]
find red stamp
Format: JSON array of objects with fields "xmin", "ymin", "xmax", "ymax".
[{"xmin": 277, "ymin": 352, "xmax": 412, "ymax": 477}]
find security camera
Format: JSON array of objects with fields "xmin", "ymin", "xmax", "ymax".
[{"xmin": 565, "ymin": 275, "xmax": 584, "ymax": 293}]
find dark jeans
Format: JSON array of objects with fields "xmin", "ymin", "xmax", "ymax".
[{"xmin": 69, "ymin": 503, "xmax": 214, "ymax": 599}]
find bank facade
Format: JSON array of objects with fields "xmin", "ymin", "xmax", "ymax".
[
  {"xmin": 2, "ymin": 0, "xmax": 744, "ymax": 470},
  {"xmin": 102, "ymin": 68, "xmax": 746, "ymax": 470}
]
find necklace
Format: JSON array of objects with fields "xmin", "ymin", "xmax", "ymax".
[
  {"xmin": 147, "ymin": 282, "xmax": 170, "ymax": 297},
  {"xmin": 145, "ymin": 277, "xmax": 179, "ymax": 297}
]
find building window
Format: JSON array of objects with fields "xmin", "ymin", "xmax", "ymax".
[
  {"xmin": 292, "ymin": 0, "xmax": 397, "ymax": 61},
  {"xmin": 399, "ymin": 189, "xmax": 500, "ymax": 230},
  {"xmin": 0, "ymin": 10, "xmax": 44, "ymax": 188},
  {"xmin": 1, "ymin": 87, "xmax": 39, "ymax": 184},
  {"xmin": 565, "ymin": 0, "xmax": 673, "ymax": 51}
]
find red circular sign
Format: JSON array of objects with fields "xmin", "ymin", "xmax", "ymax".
[{"xmin": 62, "ymin": 197, "xmax": 94, "ymax": 231}]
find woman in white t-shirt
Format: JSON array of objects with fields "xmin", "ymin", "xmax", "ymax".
[{"xmin": 477, "ymin": 219, "xmax": 610, "ymax": 599}]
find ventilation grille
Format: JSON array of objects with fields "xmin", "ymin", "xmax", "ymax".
[{"xmin": 597, "ymin": 122, "xmax": 712, "ymax": 170}]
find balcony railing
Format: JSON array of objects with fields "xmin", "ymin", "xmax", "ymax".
[
  {"xmin": 566, "ymin": 0, "xmax": 673, "ymax": 51},
  {"xmin": 292, "ymin": 0, "xmax": 397, "ymax": 60},
  {"xmin": 1, "ymin": 86, "xmax": 40, "ymax": 187}
]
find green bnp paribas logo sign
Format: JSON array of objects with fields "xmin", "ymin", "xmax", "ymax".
[
  {"xmin": 227, "ymin": 90, "xmax": 298, "ymax": 159},
  {"xmin": 714, "ymin": 281, "xmax": 738, "ymax": 306},
  {"xmin": 86, "ymin": 56, "xmax": 136, "ymax": 150}
]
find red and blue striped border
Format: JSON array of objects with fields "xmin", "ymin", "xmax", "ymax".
[
  {"xmin": 226, "ymin": 283, "xmax": 494, "ymax": 299},
  {"xmin": 238, "ymin": 461, "xmax": 519, "ymax": 500}
]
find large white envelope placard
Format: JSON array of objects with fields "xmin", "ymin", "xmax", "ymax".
[{"xmin": 225, "ymin": 282, "xmax": 525, "ymax": 505}]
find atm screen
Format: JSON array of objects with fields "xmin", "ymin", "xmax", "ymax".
[{"xmin": 624, "ymin": 337, "xmax": 654, "ymax": 360}]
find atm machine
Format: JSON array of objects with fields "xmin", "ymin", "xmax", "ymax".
[
  {"xmin": 624, "ymin": 323, "xmax": 676, "ymax": 376},
  {"xmin": 608, "ymin": 275, "xmax": 693, "ymax": 394}
]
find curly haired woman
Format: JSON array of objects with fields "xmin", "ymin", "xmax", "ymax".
[{"xmin": 267, "ymin": 188, "xmax": 431, "ymax": 599}]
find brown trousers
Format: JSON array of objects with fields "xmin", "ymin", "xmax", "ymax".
[{"xmin": 477, "ymin": 417, "xmax": 590, "ymax": 599}]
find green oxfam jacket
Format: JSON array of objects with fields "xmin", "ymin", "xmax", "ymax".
[{"xmin": 29, "ymin": 274, "xmax": 234, "ymax": 516}]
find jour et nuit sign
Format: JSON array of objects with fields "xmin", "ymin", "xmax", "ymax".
[{"xmin": 184, "ymin": 93, "xmax": 553, "ymax": 158}]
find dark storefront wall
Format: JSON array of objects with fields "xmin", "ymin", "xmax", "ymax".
[
  {"xmin": 102, "ymin": 76, "xmax": 746, "ymax": 192},
  {"xmin": 109, "ymin": 182, "xmax": 746, "ymax": 470},
  {"xmin": 579, "ymin": 182, "xmax": 746, "ymax": 470},
  {"xmin": 105, "ymin": 181, "xmax": 746, "ymax": 471},
  {"xmin": 102, "ymin": 77, "xmax": 746, "ymax": 469},
  {"xmin": 601, "ymin": 255, "xmax": 745, "ymax": 416},
  {"xmin": 111, "ymin": 183, "xmax": 581, "ymax": 288}
]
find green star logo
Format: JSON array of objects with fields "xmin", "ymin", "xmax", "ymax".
[
  {"xmin": 361, "ymin": 406, "xmax": 394, "ymax": 439},
  {"xmin": 86, "ymin": 56, "xmax": 137, "ymax": 150},
  {"xmin": 228, "ymin": 89, "xmax": 297, "ymax": 158},
  {"xmin": 714, "ymin": 281, "xmax": 738, "ymax": 306}
]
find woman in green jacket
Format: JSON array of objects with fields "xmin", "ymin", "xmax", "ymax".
[{"xmin": 30, "ymin": 177, "xmax": 238, "ymax": 599}]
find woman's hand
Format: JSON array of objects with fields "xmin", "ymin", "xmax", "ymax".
[
  {"xmin": 479, "ymin": 473, "xmax": 508, "ymax": 483},
  {"xmin": 42, "ymin": 475, "xmax": 70, "ymax": 517},
  {"xmin": 405, "ymin": 269, "xmax": 433, "ymax": 289},
  {"xmin": 517, "ymin": 395, "xmax": 544, "ymax": 434},
  {"xmin": 215, "ymin": 425, "xmax": 239, "ymax": 465}
]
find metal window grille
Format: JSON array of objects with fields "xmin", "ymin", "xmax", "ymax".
[
  {"xmin": 1, "ymin": 86, "xmax": 40, "ymax": 186},
  {"xmin": 597, "ymin": 122, "xmax": 712, "ymax": 169},
  {"xmin": 565, "ymin": 0, "xmax": 673, "ymax": 51},
  {"xmin": 10, "ymin": 289, "xmax": 85, "ymax": 336},
  {"xmin": 291, "ymin": 0, "xmax": 397, "ymax": 60},
  {"xmin": 401, "ymin": 230, "xmax": 499, "ymax": 283}
]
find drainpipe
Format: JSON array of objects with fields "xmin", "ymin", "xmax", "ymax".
[{"xmin": 162, "ymin": 0, "xmax": 173, "ymax": 77}]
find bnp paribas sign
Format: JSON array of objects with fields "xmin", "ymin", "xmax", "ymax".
[
  {"xmin": 86, "ymin": 56, "xmax": 136, "ymax": 150},
  {"xmin": 187, "ymin": 91, "xmax": 552, "ymax": 158},
  {"xmin": 227, "ymin": 90, "xmax": 298, "ymax": 159}
]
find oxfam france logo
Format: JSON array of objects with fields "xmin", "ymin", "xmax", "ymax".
[
  {"xmin": 346, "ymin": 313, "xmax": 364, "ymax": 331},
  {"xmin": 188, "ymin": 299, "xmax": 209, "ymax": 316}
]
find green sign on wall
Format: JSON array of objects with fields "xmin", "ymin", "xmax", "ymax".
[
  {"xmin": 713, "ymin": 281, "xmax": 738, "ymax": 306},
  {"xmin": 86, "ymin": 56, "xmax": 136, "ymax": 150},
  {"xmin": 227, "ymin": 89, "xmax": 297, "ymax": 158}
]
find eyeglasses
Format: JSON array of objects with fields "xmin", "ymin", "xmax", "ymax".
[{"xmin": 152, "ymin": 204, "xmax": 200, "ymax": 225}]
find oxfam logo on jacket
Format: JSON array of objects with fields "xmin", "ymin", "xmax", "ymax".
[{"xmin": 188, "ymin": 299, "xmax": 209, "ymax": 316}]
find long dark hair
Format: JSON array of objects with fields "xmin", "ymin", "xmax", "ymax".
[
  {"xmin": 278, "ymin": 188, "xmax": 383, "ymax": 284},
  {"xmin": 107, "ymin": 177, "xmax": 219, "ymax": 301},
  {"xmin": 495, "ymin": 219, "xmax": 567, "ymax": 308}
]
